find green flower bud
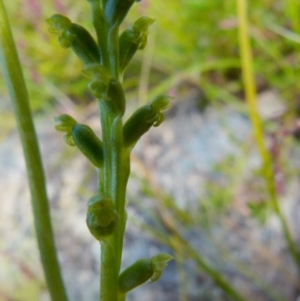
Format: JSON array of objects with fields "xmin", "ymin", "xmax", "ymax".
[
  {"xmin": 71, "ymin": 124, "xmax": 104, "ymax": 168},
  {"xmin": 54, "ymin": 114, "xmax": 77, "ymax": 146},
  {"xmin": 54, "ymin": 114, "xmax": 77, "ymax": 133},
  {"xmin": 105, "ymin": 0, "xmax": 135, "ymax": 26},
  {"xmin": 119, "ymin": 259, "xmax": 153, "ymax": 294},
  {"xmin": 63, "ymin": 24, "xmax": 99, "ymax": 64},
  {"xmin": 118, "ymin": 253, "xmax": 173, "ymax": 293},
  {"xmin": 54, "ymin": 114, "xmax": 104, "ymax": 167},
  {"xmin": 88, "ymin": 80, "xmax": 108, "ymax": 99},
  {"xmin": 84, "ymin": 65, "xmax": 125, "ymax": 115},
  {"xmin": 119, "ymin": 17, "xmax": 155, "ymax": 73},
  {"xmin": 47, "ymin": 14, "xmax": 100, "ymax": 65},
  {"xmin": 83, "ymin": 63, "xmax": 111, "ymax": 99},
  {"xmin": 86, "ymin": 195, "xmax": 119, "ymax": 241},
  {"xmin": 133, "ymin": 17, "xmax": 155, "ymax": 34},
  {"xmin": 123, "ymin": 95, "xmax": 172, "ymax": 149},
  {"xmin": 46, "ymin": 14, "xmax": 72, "ymax": 34},
  {"xmin": 150, "ymin": 253, "xmax": 173, "ymax": 282}
]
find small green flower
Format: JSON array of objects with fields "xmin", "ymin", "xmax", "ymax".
[
  {"xmin": 54, "ymin": 114, "xmax": 104, "ymax": 167},
  {"xmin": 119, "ymin": 17, "xmax": 155, "ymax": 73},
  {"xmin": 86, "ymin": 195, "xmax": 119, "ymax": 241},
  {"xmin": 118, "ymin": 253, "xmax": 173, "ymax": 293},
  {"xmin": 123, "ymin": 95, "xmax": 172, "ymax": 148},
  {"xmin": 47, "ymin": 14, "xmax": 100, "ymax": 65}
]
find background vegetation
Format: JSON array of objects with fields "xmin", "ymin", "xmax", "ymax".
[{"xmin": 1, "ymin": 0, "xmax": 300, "ymax": 300}]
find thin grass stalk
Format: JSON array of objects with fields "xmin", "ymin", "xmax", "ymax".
[
  {"xmin": 169, "ymin": 236, "xmax": 189, "ymax": 301},
  {"xmin": 134, "ymin": 152, "xmax": 247, "ymax": 301},
  {"xmin": 286, "ymin": 0, "xmax": 300, "ymax": 33},
  {"xmin": 141, "ymin": 223, "xmax": 246, "ymax": 301},
  {"xmin": 0, "ymin": 2, "xmax": 68, "ymax": 300},
  {"xmin": 236, "ymin": 0, "xmax": 300, "ymax": 274},
  {"xmin": 175, "ymin": 234, "xmax": 246, "ymax": 301}
]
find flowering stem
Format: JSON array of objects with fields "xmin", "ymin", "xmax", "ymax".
[
  {"xmin": 47, "ymin": 1, "xmax": 171, "ymax": 300},
  {"xmin": 93, "ymin": 5, "xmax": 130, "ymax": 297},
  {"xmin": 98, "ymin": 103, "xmax": 130, "ymax": 301}
]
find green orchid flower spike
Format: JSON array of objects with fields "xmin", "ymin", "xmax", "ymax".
[{"xmin": 48, "ymin": 1, "xmax": 173, "ymax": 301}]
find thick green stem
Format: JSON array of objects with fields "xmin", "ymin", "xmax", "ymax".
[
  {"xmin": 97, "ymin": 29, "xmax": 129, "ymax": 300},
  {"xmin": 91, "ymin": 2, "xmax": 131, "ymax": 300},
  {"xmin": 100, "ymin": 240, "xmax": 119, "ymax": 300},
  {"xmin": 98, "ymin": 102, "xmax": 130, "ymax": 301},
  {"xmin": 0, "ymin": 2, "xmax": 68, "ymax": 301},
  {"xmin": 237, "ymin": 0, "xmax": 300, "ymax": 274},
  {"xmin": 89, "ymin": 1, "xmax": 119, "ymax": 78},
  {"xmin": 106, "ymin": 25, "xmax": 120, "ymax": 79}
]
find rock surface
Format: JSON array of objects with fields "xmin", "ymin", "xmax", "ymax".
[{"xmin": 1, "ymin": 94, "xmax": 300, "ymax": 301}]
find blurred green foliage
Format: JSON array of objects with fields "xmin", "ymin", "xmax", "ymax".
[{"xmin": 1, "ymin": 0, "xmax": 299, "ymax": 113}]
